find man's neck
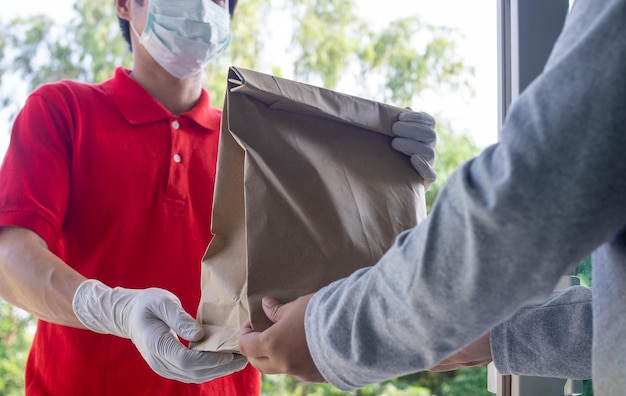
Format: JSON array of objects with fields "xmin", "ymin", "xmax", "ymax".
[{"xmin": 130, "ymin": 57, "xmax": 205, "ymax": 116}]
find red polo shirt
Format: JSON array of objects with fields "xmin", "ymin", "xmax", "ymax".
[{"xmin": 0, "ymin": 68, "xmax": 260, "ymax": 395}]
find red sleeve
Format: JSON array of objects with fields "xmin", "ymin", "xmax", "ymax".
[{"xmin": 0, "ymin": 84, "xmax": 74, "ymax": 248}]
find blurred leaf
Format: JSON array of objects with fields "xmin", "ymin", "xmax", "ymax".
[{"xmin": 574, "ymin": 256, "xmax": 592, "ymax": 288}]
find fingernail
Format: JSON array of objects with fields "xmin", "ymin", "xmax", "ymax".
[{"xmin": 261, "ymin": 297, "xmax": 275, "ymax": 307}]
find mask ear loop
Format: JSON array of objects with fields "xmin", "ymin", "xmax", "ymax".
[
  {"xmin": 129, "ymin": 5, "xmax": 155, "ymax": 46},
  {"xmin": 130, "ymin": 22, "xmax": 145, "ymax": 44}
]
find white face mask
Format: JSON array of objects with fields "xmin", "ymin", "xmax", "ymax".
[{"xmin": 131, "ymin": 0, "xmax": 232, "ymax": 79}]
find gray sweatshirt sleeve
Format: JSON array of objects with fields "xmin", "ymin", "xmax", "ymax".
[
  {"xmin": 491, "ymin": 286, "xmax": 592, "ymax": 379},
  {"xmin": 304, "ymin": 0, "xmax": 626, "ymax": 390}
]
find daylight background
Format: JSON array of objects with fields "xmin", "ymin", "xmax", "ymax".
[{"xmin": 1, "ymin": 0, "xmax": 498, "ymax": 156}]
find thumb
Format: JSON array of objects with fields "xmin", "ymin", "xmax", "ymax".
[
  {"xmin": 410, "ymin": 154, "xmax": 437, "ymax": 185},
  {"xmin": 157, "ymin": 293, "xmax": 205, "ymax": 342},
  {"xmin": 261, "ymin": 297, "xmax": 284, "ymax": 324}
]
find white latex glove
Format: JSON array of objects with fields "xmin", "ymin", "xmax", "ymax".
[
  {"xmin": 391, "ymin": 111, "xmax": 437, "ymax": 190},
  {"xmin": 72, "ymin": 279, "xmax": 247, "ymax": 383}
]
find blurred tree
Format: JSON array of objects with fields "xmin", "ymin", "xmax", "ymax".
[
  {"xmin": 426, "ymin": 118, "xmax": 482, "ymax": 211},
  {"xmin": 205, "ymin": 0, "xmax": 272, "ymax": 107},
  {"xmin": 574, "ymin": 257, "xmax": 593, "ymax": 396},
  {"xmin": 0, "ymin": 0, "xmax": 131, "ymax": 122},
  {"xmin": 0, "ymin": 0, "xmax": 483, "ymax": 394},
  {"xmin": 290, "ymin": 0, "xmax": 362, "ymax": 89},
  {"xmin": 288, "ymin": 0, "xmax": 473, "ymax": 106},
  {"xmin": 0, "ymin": 300, "xmax": 35, "ymax": 396},
  {"xmin": 361, "ymin": 18, "xmax": 473, "ymax": 106}
]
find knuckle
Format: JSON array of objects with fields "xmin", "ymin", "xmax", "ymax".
[
  {"xmin": 263, "ymin": 335, "xmax": 280, "ymax": 354},
  {"xmin": 268, "ymin": 304, "xmax": 282, "ymax": 321},
  {"xmin": 176, "ymin": 355, "xmax": 197, "ymax": 371}
]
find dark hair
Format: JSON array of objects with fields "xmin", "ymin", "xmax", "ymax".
[{"xmin": 118, "ymin": 0, "xmax": 238, "ymax": 51}]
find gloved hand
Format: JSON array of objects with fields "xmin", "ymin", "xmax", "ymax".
[
  {"xmin": 391, "ymin": 111, "xmax": 437, "ymax": 190},
  {"xmin": 72, "ymin": 279, "xmax": 247, "ymax": 383}
]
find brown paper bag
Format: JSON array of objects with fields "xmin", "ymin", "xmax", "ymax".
[{"xmin": 193, "ymin": 67, "xmax": 427, "ymax": 352}]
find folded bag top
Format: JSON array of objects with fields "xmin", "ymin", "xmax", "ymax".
[{"xmin": 193, "ymin": 67, "xmax": 426, "ymax": 353}]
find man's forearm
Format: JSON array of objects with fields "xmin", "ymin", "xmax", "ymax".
[{"xmin": 0, "ymin": 226, "xmax": 86, "ymax": 327}]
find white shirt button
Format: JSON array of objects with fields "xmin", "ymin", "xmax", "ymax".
[
  {"xmin": 172, "ymin": 120, "xmax": 180, "ymax": 130},
  {"xmin": 173, "ymin": 154, "xmax": 182, "ymax": 163}
]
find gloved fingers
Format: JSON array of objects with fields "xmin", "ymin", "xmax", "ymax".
[
  {"xmin": 398, "ymin": 111, "xmax": 436, "ymax": 127},
  {"xmin": 146, "ymin": 330, "xmax": 248, "ymax": 383},
  {"xmin": 392, "ymin": 122, "xmax": 437, "ymax": 146},
  {"xmin": 391, "ymin": 138, "xmax": 436, "ymax": 165},
  {"xmin": 148, "ymin": 289, "xmax": 205, "ymax": 342},
  {"xmin": 176, "ymin": 355, "xmax": 247, "ymax": 383},
  {"xmin": 410, "ymin": 154, "xmax": 437, "ymax": 189}
]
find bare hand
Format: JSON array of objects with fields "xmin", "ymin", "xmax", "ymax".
[
  {"xmin": 238, "ymin": 294, "xmax": 325, "ymax": 383},
  {"xmin": 429, "ymin": 332, "xmax": 492, "ymax": 372}
]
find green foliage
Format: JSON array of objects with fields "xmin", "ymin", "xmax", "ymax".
[
  {"xmin": 0, "ymin": 0, "xmax": 131, "ymax": 122},
  {"xmin": 262, "ymin": 367, "xmax": 489, "ymax": 396},
  {"xmin": 574, "ymin": 257, "xmax": 593, "ymax": 396},
  {"xmin": 574, "ymin": 256, "xmax": 592, "ymax": 288},
  {"xmin": 425, "ymin": 118, "xmax": 482, "ymax": 211},
  {"xmin": 441, "ymin": 366, "xmax": 489, "ymax": 395},
  {"xmin": 287, "ymin": 0, "xmax": 474, "ymax": 108},
  {"xmin": 358, "ymin": 18, "xmax": 473, "ymax": 107},
  {"xmin": 71, "ymin": 0, "xmax": 132, "ymax": 83},
  {"xmin": 289, "ymin": 0, "xmax": 362, "ymax": 89},
  {"xmin": 261, "ymin": 373, "xmax": 433, "ymax": 396},
  {"xmin": 0, "ymin": 299, "xmax": 35, "ymax": 396},
  {"xmin": 582, "ymin": 378, "xmax": 594, "ymax": 396},
  {"xmin": 205, "ymin": 0, "xmax": 272, "ymax": 108}
]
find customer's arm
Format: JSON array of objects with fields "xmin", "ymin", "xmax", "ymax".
[
  {"xmin": 238, "ymin": 0, "xmax": 625, "ymax": 389},
  {"xmin": 491, "ymin": 286, "xmax": 592, "ymax": 379},
  {"xmin": 430, "ymin": 286, "xmax": 592, "ymax": 380},
  {"xmin": 239, "ymin": 0, "xmax": 624, "ymax": 388}
]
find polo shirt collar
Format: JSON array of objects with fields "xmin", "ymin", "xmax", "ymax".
[{"xmin": 105, "ymin": 67, "xmax": 221, "ymax": 131}]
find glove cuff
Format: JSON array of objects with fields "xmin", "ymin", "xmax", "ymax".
[{"xmin": 72, "ymin": 279, "xmax": 128, "ymax": 337}]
